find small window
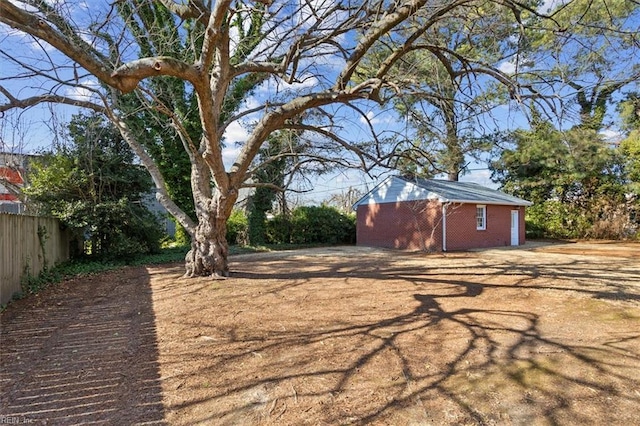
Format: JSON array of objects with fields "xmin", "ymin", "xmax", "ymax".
[{"xmin": 476, "ymin": 205, "xmax": 486, "ymax": 230}]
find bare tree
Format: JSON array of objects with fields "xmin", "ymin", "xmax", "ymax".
[{"xmin": 0, "ymin": 0, "xmax": 568, "ymax": 277}]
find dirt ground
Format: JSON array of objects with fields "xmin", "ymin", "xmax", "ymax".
[{"xmin": 1, "ymin": 241, "xmax": 639, "ymax": 425}]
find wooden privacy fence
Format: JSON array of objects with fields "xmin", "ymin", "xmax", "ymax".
[{"xmin": 0, "ymin": 213, "xmax": 70, "ymax": 305}]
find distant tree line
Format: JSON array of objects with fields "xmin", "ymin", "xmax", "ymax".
[{"xmin": 490, "ymin": 95, "xmax": 640, "ymax": 240}]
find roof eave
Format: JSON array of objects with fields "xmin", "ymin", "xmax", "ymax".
[{"xmin": 444, "ymin": 198, "xmax": 533, "ymax": 206}]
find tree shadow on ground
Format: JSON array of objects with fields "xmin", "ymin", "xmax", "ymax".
[
  {"xmin": 161, "ymin": 249, "xmax": 640, "ymax": 424},
  {"xmin": 0, "ymin": 267, "xmax": 166, "ymax": 425},
  {"xmin": 235, "ymin": 251, "xmax": 640, "ymax": 302}
]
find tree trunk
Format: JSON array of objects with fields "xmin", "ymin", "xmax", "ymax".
[
  {"xmin": 443, "ymin": 97, "xmax": 462, "ymax": 182},
  {"xmin": 184, "ymin": 191, "xmax": 235, "ymax": 279},
  {"xmin": 184, "ymin": 213, "xmax": 229, "ymax": 278}
]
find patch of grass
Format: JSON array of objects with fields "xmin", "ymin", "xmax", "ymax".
[
  {"xmin": 2, "ymin": 245, "xmax": 191, "ymax": 312},
  {"xmin": 3, "ymin": 243, "xmax": 344, "ymax": 311},
  {"xmin": 231, "ymin": 242, "xmax": 347, "ymax": 254},
  {"xmin": 228, "ymin": 245, "xmax": 266, "ymax": 255},
  {"xmin": 444, "ymin": 356, "xmax": 563, "ymax": 398},
  {"xmin": 131, "ymin": 245, "xmax": 191, "ymax": 265}
]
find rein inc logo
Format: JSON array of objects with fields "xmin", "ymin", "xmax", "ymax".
[{"xmin": 0, "ymin": 417, "xmax": 34, "ymax": 424}]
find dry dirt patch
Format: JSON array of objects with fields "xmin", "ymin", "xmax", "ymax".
[{"xmin": 1, "ymin": 241, "xmax": 640, "ymax": 425}]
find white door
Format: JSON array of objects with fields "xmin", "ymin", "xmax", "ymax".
[{"xmin": 510, "ymin": 210, "xmax": 519, "ymax": 246}]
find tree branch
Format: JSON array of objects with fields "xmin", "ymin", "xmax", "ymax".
[
  {"xmin": 336, "ymin": 0, "xmax": 472, "ymax": 90},
  {"xmin": 0, "ymin": 1, "xmax": 121, "ymax": 90},
  {"xmin": 199, "ymin": 0, "xmax": 233, "ymax": 70},
  {"xmin": 0, "ymin": 88, "xmax": 105, "ymax": 114},
  {"xmin": 228, "ymin": 90, "xmax": 369, "ymax": 188},
  {"xmin": 103, "ymin": 100, "xmax": 197, "ymax": 235},
  {"xmin": 111, "ymin": 57, "xmax": 201, "ymax": 94},
  {"xmin": 158, "ymin": 0, "xmax": 210, "ymax": 26}
]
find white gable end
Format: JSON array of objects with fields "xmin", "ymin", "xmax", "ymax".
[
  {"xmin": 353, "ymin": 176, "xmax": 532, "ymax": 210},
  {"xmin": 356, "ymin": 176, "xmax": 444, "ymax": 206}
]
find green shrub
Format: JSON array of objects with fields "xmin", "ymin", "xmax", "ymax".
[
  {"xmin": 525, "ymin": 199, "xmax": 635, "ymax": 240},
  {"xmin": 89, "ymin": 200, "xmax": 164, "ymax": 259},
  {"xmin": 167, "ymin": 210, "xmax": 248, "ymax": 247},
  {"xmin": 265, "ymin": 214, "xmax": 292, "ymax": 244},
  {"xmin": 173, "ymin": 223, "xmax": 191, "ymax": 246},
  {"xmin": 227, "ymin": 209, "xmax": 248, "ymax": 245},
  {"xmin": 266, "ymin": 206, "xmax": 355, "ymax": 245}
]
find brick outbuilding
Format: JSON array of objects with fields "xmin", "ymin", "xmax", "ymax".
[{"xmin": 353, "ymin": 176, "xmax": 533, "ymax": 251}]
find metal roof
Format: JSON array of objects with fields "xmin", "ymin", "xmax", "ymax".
[{"xmin": 353, "ymin": 175, "xmax": 532, "ymax": 208}]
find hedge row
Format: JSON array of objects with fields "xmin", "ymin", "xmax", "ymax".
[{"xmin": 227, "ymin": 205, "xmax": 355, "ymax": 245}]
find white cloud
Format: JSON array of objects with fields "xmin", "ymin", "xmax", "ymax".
[
  {"xmin": 459, "ymin": 169, "xmax": 497, "ymax": 189},
  {"xmin": 243, "ymin": 97, "xmax": 261, "ymax": 111},
  {"xmin": 600, "ymin": 129, "xmax": 623, "ymax": 143},
  {"xmin": 0, "ymin": 25, "xmax": 24, "ymax": 38},
  {"xmin": 224, "ymin": 120, "xmax": 250, "ymax": 144},
  {"xmin": 0, "ymin": 21, "xmax": 56, "ymax": 53},
  {"xmin": 222, "ymin": 121, "xmax": 250, "ymax": 168},
  {"xmin": 250, "ymin": 73, "xmax": 324, "ymax": 105},
  {"xmin": 282, "ymin": 74, "xmax": 320, "ymax": 90},
  {"xmin": 257, "ymin": 74, "xmax": 320, "ymax": 96},
  {"xmin": 298, "ymin": 168, "xmax": 372, "ymax": 205},
  {"xmin": 498, "ymin": 61, "xmax": 516, "ymax": 75},
  {"xmin": 539, "ymin": 0, "xmax": 568, "ymax": 14},
  {"xmin": 359, "ymin": 111, "xmax": 395, "ymax": 126},
  {"xmin": 64, "ymin": 78, "xmax": 101, "ymax": 102},
  {"xmin": 222, "ymin": 145, "xmax": 243, "ymax": 169},
  {"xmin": 8, "ymin": 0, "xmax": 37, "ymax": 11},
  {"xmin": 27, "ymin": 35, "xmax": 58, "ymax": 53}
]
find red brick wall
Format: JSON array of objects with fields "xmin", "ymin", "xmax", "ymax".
[
  {"xmin": 0, "ymin": 166, "xmax": 23, "ymax": 202},
  {"xmin": 356, "ymin": 200, "xmax": 443, "ymax": 251},
  {"xmin": 444, "ymin": 203, "xmax": 526, "ymax": 250},
  {"xmin": 357, "ymin": 201, "xmax": 527, "ymax": 251}
]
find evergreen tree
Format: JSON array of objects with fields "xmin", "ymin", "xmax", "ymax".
[
  {"xmin": 24, "ymin": 113, "xmax": 164, "ymax": 258},
  {"xmin": 490, "ymin": 120, "xmax": 627, "ymax": 238}
]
